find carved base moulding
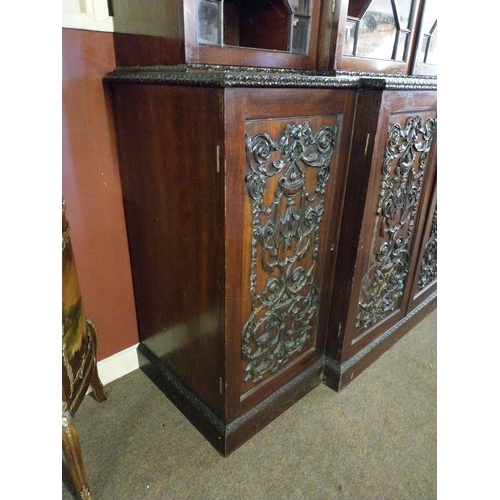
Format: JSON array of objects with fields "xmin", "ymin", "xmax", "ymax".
[
  {"xmin": 323, "ymin": 291, "xmax": 436, "ymax": 391},
  {"xmin": 138, "ymin": 343, "xmax": 324, "ymax": 456}
]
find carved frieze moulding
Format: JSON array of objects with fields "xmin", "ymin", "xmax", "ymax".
[
  {"xmin": 242, "ymin": 120, "xmax": 338, "ymax": 384},
  {"xmin": 418, "ymin": 207, "xmax": 437, "ymax": 289},
  {"xmin": 356, "ymin": 115, "xmax": 437, "ymax": 331}
]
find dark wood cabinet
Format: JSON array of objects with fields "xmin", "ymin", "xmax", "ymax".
[
  {"xmin": 317, "ymin": 0, "xmax": 437, "ymax": 76},
  {"xmin": 106, "ymin": 71, "xmax": 357, "ymax": 455},
  {"xmin": 111, "ymin": 0, "xmax": 322, "ymax": 70},
  {"xmin": 323, "ymin": 88, "xmax": 437, "ymax": 390},
  {"xmin": 105, "ymin": 0, "xmax": 437, "ymax": 456}
]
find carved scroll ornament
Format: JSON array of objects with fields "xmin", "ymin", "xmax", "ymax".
[
  {"xmin": 418, "ymin": 207, "xmax": 437, "ymax": 289},
  {"xmin": 356, "ymin": 115, "xmax": 436, "ymax": 330},
  {"xmin": 242, "ymin": 121, "xmax": 338, "ymax": 384}
]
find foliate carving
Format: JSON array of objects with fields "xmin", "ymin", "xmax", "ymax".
[
  {"xmin": 418, "ymin": 207, "xmax": 437, "ymax": 289},
  {"xmin": 356, "ymin": 115, "xmax": 437, "ymax": 330},
  {"xmin": 242, "ymin": 121, "xmax": 338, "ymax": 384}
]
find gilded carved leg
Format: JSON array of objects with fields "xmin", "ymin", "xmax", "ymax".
[
  {"xmin": 90, "ymin": 366, "xmax": 107, "ymax": 402},
  {"xmin": 87, "ymin": 319, "xmax": 107, "ymax": 402},
  {"xmin": 62, "ymin": 404, "xmax": 92, "ymax": 500}
]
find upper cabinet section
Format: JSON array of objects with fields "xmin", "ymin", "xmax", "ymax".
[
  {"xmin": 111, "ymin": 0, "xmax": 322, "ymax": 70},
  {"xmin": 411, "ymin": 0, "xmax": 437, "ymax": 75},
  {"xmin": 110, "ymin": 0, "xmax": 437, "ymax": 75},
  {"xmin": 317, "ymin": 0, "xmax": 435, "ymax": 75}
]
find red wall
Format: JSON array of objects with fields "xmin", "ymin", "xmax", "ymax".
[{"xmin": 62, "ymin": 28, "xmax": 139, "ymax": 360}]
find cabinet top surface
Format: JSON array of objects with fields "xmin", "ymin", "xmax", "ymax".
[{"xmin": 104, "ymin": 64, "xmax": 437, "ymax": 90}]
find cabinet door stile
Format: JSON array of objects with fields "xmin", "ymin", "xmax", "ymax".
[{"xmin": 223, "ymin": 88, "xmax": 250, "ymax": 422}]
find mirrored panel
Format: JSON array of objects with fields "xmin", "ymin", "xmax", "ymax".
[
  {"xmin": 288, "ymin": 0, "xmax": 311, "ymax": 15},
  {"xmin": 395, "ymin": 0, "xmax": 413, "ymax": 29},
  {"xmin": 197, "ymin": 0, "xmax": 221, "ymax": 46},
  {"xmin": 292, "ymin": 16, "xmax": 310, "ymax": 53},
  {"xmin": 196, "ymin": 0, "xmax": 312, "ymax": 55},
  {"xmin": 344, "ymin": 19, "xmax": 358, "ymax": 56},
  {"xmin": 355, "ymin": 0, "xmax": 396, "ymax": 59}
]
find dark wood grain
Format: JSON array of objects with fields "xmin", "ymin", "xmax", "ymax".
[
  {"xmin": 108, "ymin": 78, "xmax": 357, "ymax": 453},
  {"xmin": 324, "ymin": 89, "xmax": 437, "ymax": 389},
  {"xmin": 109, "ymin": 83, "xmax": 225, "ymax": 416},
  {"xmin": 111, "ymin": 0, "xmax": 322, "ymax": 70}
]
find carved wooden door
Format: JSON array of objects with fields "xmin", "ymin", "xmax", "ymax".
[
  {"xmin": 332, "ymin": 90, "xmax": 437, "ymax": 363},
  {"xmin": 407, "ymin": 169, "xmax": 437, "ymax": 314},
  {"xmin": 223, "ymin": 87, "xmax": 355, "ymax": 422}
]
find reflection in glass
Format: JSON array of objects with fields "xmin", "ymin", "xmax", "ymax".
[
  {"xmin": 197, "ymin": 0, "xmax": 221, "ymax": 45},
  {"xmin": 395, "ymin": 31, "xmax": 408, "ymax": 61},
  {"xmin": 288, "ymin": 0, "xmax": 311, "ymax": 15},
  {"xmin": 394, "ymin": 0, "xmax": 413, "ymax": 29},
  {"xmin": 291, "ymin": 17, "xmax": 310, "ymax": 54},
  {"xmin": 196, "ymin": 0, "xmax": 312, "ymax": 56},
  {"xmin": 356, "ymin": 0, "xmax": 396, "ymax": 60},
  {"xmin": 344, "ymin": 19, "xmax": 358, "ymax": 56},
  {"xmin": 421, "ymin": 25, "xmax": 437, "ymax": 64},
  {"xmin": 418, "ymin": 0, "xmax": 437, "ymax": 66}
]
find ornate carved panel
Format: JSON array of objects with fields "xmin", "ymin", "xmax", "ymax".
[
  {"xmin": 355, "ymin": 114, "xmax": 437, "ymax": 331},
  {"xmin": 242, "ymin": 118, "xmax": 339, "ymax": 386},
  {"xmin": 418, "ymin": 206, "xmax": 437, "ymax": 289}
]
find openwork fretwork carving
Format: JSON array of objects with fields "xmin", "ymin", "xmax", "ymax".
[
  {"xmin": 418, "ymin": 206, "xmax": 437, "ymax": 289},
  {"xmin": 356, "ymin": 115, "xmax": 436, "ymax": 330},
  {"xmin": 242, "ymin": 121, "xmax": 338, "ymax": 384}
]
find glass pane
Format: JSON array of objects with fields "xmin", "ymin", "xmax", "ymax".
[
  {"xmin": 356, "ymin": 0, "xmax": 396, "ymax": 59},
  {"xmin": 425, "ymin": 26, "xmax": 437, "ymax": 64},
  {"xmin": 291, "ymin": 17, "xmax": 310, "ymax": 54},
  {"xmin": 395, "ymin": 31, "xmax": 408, "ymax": 60},
  {"xmin": 288, "ymin": 0, "xmax": 311, "ymax": 15},
  {"xmin": 394, "ymin": 0, "xmax": 414, "ymax": 29},
  {"xmin": 197, "ymin": 0, "xmax": 221, "ymax": 46},
  {"xmin": 344, "ymin": 19, "xmax": 358, "ymax": 56},
  {"xmin": 421, "ymin": 0, "xmax": 437, "ymax": 35}
]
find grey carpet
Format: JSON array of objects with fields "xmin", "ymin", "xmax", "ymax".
[{"xmin": 63, "ymin": 309, "xmax": 437, "ymax": 500}]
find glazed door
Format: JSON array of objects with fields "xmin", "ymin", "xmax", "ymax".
[
  {"xmin": 339, "ymin": 89, "xmax": 437, "ymax": 361},
  {"xmin": 223, "ymin": 87, "xmax": 356, "ymax": 420}
]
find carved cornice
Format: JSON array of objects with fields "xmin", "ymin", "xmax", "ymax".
[{"xmin": 105, "ymin": 64, "xmax": 437, "ymax": 90}]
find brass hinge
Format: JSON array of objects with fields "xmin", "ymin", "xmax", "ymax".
[
  {"xmin": 364, "ymin": 133, "xmax": 370, "ymax": 156},
  {"xmin": 332, "ymin": 0, "xmax": 336, "ymax": 14},
  {"xmin": 216, "ymin": 144, "xmax": 220, "ymax": 173}
]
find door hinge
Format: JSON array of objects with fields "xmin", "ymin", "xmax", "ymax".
[
  {"xmin": 364, "ymin": 133, "xmax": 370, "ymax": 156},
  {"xmin": 216, "ymin": 144, "xmax": 220, "ymax": 173}
]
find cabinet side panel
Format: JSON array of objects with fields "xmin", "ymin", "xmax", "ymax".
[{"xmin": 109, "ymin": 83, "xmax": 224, "ymax": 415}]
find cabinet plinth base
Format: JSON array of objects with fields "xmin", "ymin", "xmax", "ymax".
[
  {"xmin": 138, "ymin": 343, "xmax": 324, "ymax": 456},
  {"xmin": 323, "ymin": 293, "xmax": 437, "ymax": 392}
]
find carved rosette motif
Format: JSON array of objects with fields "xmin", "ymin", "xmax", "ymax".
[
  {"xmin": 356, "ymin": 115, "xmax": 436, "ymax": 330},
  {"xmin": 242, "ymin": 121, "xmax": 338, "ymax": 384},
  {"xmin": 418, "ymin": 207, "xmax": 437, "ymax": 289}
]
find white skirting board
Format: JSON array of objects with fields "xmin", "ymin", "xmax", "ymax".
[{"xmin": 94, "ymin": 344, "xmax": 140, "ymax": 388}]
